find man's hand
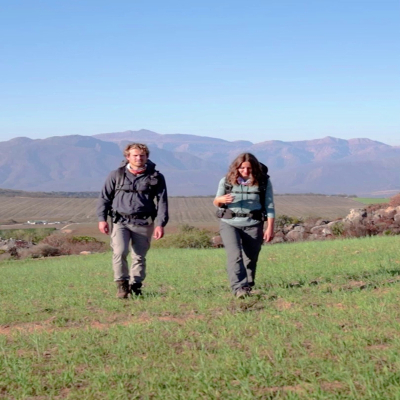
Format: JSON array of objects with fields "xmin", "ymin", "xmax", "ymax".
[
  {"xmin": 153, "ymin": 226, "xmax": 164, "ymax": 240},
  {"xmin": 99, "ymin": 221, "xmax": 110, "ymax": 235}
]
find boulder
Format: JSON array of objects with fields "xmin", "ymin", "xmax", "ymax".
[
  {"xmin": 310, "ymin": 225, "xmax": 332, "ymax": 236},
  {"xmin": 344, "ymin": 208, "xmax": 367, "ymax": 224},
  {"xmin": 270, "ymin": 236, "xmax": 285, "ymax": 244},
  {"xmin": 315, "ymin": 219, "xmax": 330, "ymax": 226},
  {"xmin": 382, "ymin": 207, "xmax": 397, "ymax": 219},
  {"xmin": 286, "ymin": 230, "xmax": 308, "ymax": 242}
]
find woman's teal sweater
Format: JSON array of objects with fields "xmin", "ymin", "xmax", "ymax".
[{"xmin": 215, "ymin": 177, "xmax": 275, "ymax": 227}]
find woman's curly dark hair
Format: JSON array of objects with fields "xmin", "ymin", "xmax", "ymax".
[{"xmin": 226, "ymin": 153, "xmax": 263, "ymax": 186}]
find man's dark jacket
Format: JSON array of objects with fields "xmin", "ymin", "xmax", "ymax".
[{"xmin": 97, "ymin": 160, "xmax": 168, "ymax": 227}]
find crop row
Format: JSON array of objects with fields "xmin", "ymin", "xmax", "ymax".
[{"xmin": 0, "ymin": 195, "xmax": 361, "ymax": 226}]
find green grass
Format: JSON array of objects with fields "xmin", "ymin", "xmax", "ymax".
[
  {"xmin": 1, "ymin": 236, "xmax": 400, "ymax": 398},
  {"xmin": 354, "ymin": 198, "xmax": 390, "ymax": 205}
]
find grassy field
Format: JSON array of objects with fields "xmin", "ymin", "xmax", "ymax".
[
  {"xmin": 354, "ymin": 198, "xmax": 390, "ymax": 205},
  {"xmin": 0, "ymin": 195, "xmax": 362, "ymax": 228},
  {"xmin": 1, "ymin": 236, "xmax": 400, "ymax": 398}
]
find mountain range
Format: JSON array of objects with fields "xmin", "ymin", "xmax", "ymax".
[{"xmin": 0, "ymin": 129, "xmax": 399, "ymax": 196}]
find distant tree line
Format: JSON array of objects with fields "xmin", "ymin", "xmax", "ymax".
[
  {"xmin": 0, "ymin": 188, "xmax": 360, "ymax": 199},
  {"xmin": 0, "ymin": 189, "xmax": 100, "ymax": 198}
]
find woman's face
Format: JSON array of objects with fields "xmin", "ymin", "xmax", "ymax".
[{"xmin": 238, "ymin": 161, "xmax": 252, "ymax": 179}]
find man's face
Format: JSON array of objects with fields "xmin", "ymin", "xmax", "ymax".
[{"xmin": 126, "ymin": 149, "xmax": 148, "ymax": 169}]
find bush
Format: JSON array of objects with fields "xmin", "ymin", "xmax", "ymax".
[
  {"xmin": 22, "ymin": 244, "xmax": 62, "ymax": 259},
  {"xmin": 275, "ymin": 215, "xmax": 304, "ymax": 228},
  {"xmin": 71, "ymin": 236, "xmax": 101, "ymax": 243},
  {"xmin": 152, "ymin": 225, "xmax": 213, "ymax": 249},
  {"xmin": 0, "ymin": 228, "xmax": 55, "ymax": 243},
  {"xmin": 38, "ymin": 233, "xmax": 107, "ymax": 256},
  {"xmin": 331, "ymin": 222, "xmax": 345, "ymax": 236}
]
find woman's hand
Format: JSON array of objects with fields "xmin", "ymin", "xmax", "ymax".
[
  {"xmin": 263, "ymin": 217, "xmax": 275, "ymax": 242},
  {"xmin": 213, "ymin": 194, "xmax": 235, "ymax": 207}
]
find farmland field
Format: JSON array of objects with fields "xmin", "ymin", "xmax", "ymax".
[{"xmin": 0, "ymin": 195, "xmax": 362, "ymax": 228}]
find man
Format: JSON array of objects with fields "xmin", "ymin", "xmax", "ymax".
[{"xmin": 97, "ymin": 143, "xmax": 168, "ymax": 298}]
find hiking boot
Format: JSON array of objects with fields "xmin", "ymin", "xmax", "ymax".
[
  {"xmin": 116, "ymin": 280, "xmax": 130, "ymax": 299},
  {"xmin": 130, "ymin": 282, "xmax": 143, "ymax": 296},
  {"xmin": 235, "ymin": 286, "xmax": 251, "ymax": 299}
]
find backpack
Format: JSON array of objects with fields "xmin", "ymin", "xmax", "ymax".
[
  {"xmin": 114, "ymin": 160, "xmax": 160, "ymax": 194},
  {"xmin": 217, "ymin": 162, "xmax": 269, "ymax": 219},
  {"xmin": 107, "ymin": 161, "xmax": 160, "ymax": 222}
]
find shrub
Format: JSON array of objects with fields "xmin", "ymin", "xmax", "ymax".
[
  {"xmin": 152, "ymin": 225, "xmax": 213, "ymax": 249},
  {"xmin": 0, "ymin": 228, "xmax": 55, "ymax": 243},
  {"xmin": 331, "ymin": 222, "xmax": 345, "ymax": 236},
  {"xmin": 22, "ymin": 244, "xmax": 62, "ymax": 259},
  {"xmin": 179, "ymin": 224, "xmax": 197, "ymax": 233},
  {"xmin": 71, "ymin": 236, "xmax": 101, "ymax": 243},
  {"xmin": 275, "ymin": 215, "xmax": 304, "ymax": 228},
  {"xmin": 40, "ymin": 233, "xmax": 107, "ymax": 256}
]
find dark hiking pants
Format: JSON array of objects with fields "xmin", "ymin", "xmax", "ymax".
[{"xmin": 219, "ymin": 221, "xmax": 264, "ymax": 293}]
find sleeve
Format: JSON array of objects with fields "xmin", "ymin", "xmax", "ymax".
[
  {"xmin": 155, "ymin": 173, "xmax": 169, "ymax": 227},
  {"xmin": 96, "ymin": 171, "xmax": 116, "ymax": 222},
  {"xmin": 214, "ymin": 177, "xmax": 226, "ymax": 206},
  {"xmin": 265, "ymin": 179, "xmax": 275, "ymax": 218}
]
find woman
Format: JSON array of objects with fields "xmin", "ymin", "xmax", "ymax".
[{"xmin": 213, "ymin": 153, "xmax": 275, "ymax": 298}]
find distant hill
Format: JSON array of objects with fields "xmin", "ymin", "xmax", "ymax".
[
  {"xmin": 0, "ymin": 130, "xmax": 399, "ymax": 196},
  {"xmin": 0, "ymin": 134, "xmax": 226, "ymax": 195}
]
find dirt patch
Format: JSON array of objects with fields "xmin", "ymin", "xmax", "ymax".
[
  {"xmin": 320, "ymin": 381, "xmax": 347, "ymax": 392},
  {"xmin": 0, "ymin": 312, "xmax": 206, "ymax": 337},
  {"xmin": 342, "ymin": 281, "xmax": 370, "ymax": 291},
  {"xmin": 366, "ymin": 344, "xmax": 391, "ymax": 350},
  {"xmin": 330, "ymin": 303, "xmax": 347, "ymax": 309},
  {"xmin": 258, "ymin": 384, "xmax": 311, "ymax": 395},
  {"xmin": 274, "ymin": 298, "xmax": 294, "ymax": 311}
]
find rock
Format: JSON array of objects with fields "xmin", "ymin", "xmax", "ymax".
[
  {"xmin": 270, "ymin": 236, "xmax": 285, "ymax": 244},
  {"xmin": 344, "ymin": 208, "xmax": 367, "ymax": 223},
  {"xmin": 283, "ymin": 224, "xmax": 296, "ymax": 234},
  {"xmin": 286, "ymin": 230, "xmax": 308, "ymax": 242},
  {"xmin": 315, "ymin": 219, "xmax": 330, "ymax": 226},
  {"xmin": 382, "ymin": 207, "xmax": 397, "ymax": 219},
  {"xmin": 310, "ymin": 225, "xmax": 332, "ymax": 237}
]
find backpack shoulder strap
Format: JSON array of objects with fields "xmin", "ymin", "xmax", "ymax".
[
  {"xmin": 258, "ymin": 163, "xmax": 270, "ymax": 214},
  {"xmin": 115, "ymin": 166, "xmax": 126, "ymax": 191},
  {"xmin": 224, "ymin": 180, "xmax": 233, "ymax": 194}
]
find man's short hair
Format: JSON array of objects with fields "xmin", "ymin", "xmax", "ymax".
[{"xmin": 123, "ymin": 143, "xmax": 150, "ymax": 158}]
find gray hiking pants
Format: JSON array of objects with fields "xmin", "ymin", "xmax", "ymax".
[
  {"xmin": 110, "ymin": 221, "xmax": 154, "ymax": 284},
  {"xmin": 219, "ymin": 221, "xmax": 264, "ymax": 293}
]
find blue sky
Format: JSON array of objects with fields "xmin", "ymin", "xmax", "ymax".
[{"xmin": 1, "ymin": 0, "xmax": 399, "ymax": 145}]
